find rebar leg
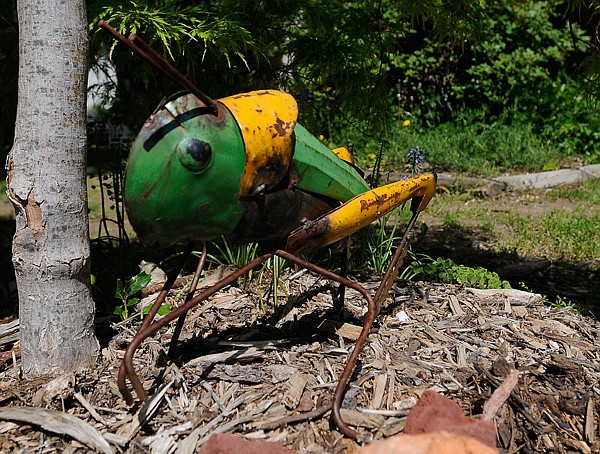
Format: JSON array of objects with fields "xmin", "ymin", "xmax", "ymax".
[
  {"xmin": 168, "ymin": 242, "xmax": 207, "ymax": 358},
  {"xmin": 118, "ymin": 242, "xmax": 194, "ymax": 404},
  {"xmin": 333, "ymin": 237, "xmax": 351, "ymax": 314},
  {"xmin": 275, "ymin": 250, "xmax": 372, "ymax": 439},
  {"xmin": 279, "ymin": 211, "xmax": 420, "ymax": 439},
  {"xmin": 118, "ymin": 252, "xmax": 273, "ymax": 404}
]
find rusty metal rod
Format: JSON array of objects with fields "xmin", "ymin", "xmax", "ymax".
[
  {"xmin": 118, "ymin": 243, "xmax": 194, "ymax": 404},
  {"xmin": 118, "ymin": 252, "xmax": 273, "ymax": 403},
  {"xmin": 372, "ymin": 210, "xmax": 420, "ymax": 311},
  {"xmin": 98, "ymin": 20, "xmax": 218, "ymax": 113},
  {"xmin": 274, "ymin": 250, "xmax": 373, "ymax": 439},
  {"xmin": 168, "ymin": 242, "xmax": 207, "ymax": 358}
]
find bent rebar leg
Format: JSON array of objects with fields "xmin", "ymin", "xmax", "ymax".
[
  {"xmin": 333, "ymin": 237, "xmax": 351, "ymax": 313},
  {"xmin": 275, "ymin": 250, "xmax": 373, "ymax": 439},
  {"xmin": 118, "ymin": 252, "xmax": 273, "ymax": 404},
  {"xmin": 279, "ymin": 210, "xmax": 420, "ymax": 439},
  {"xmin": 118, "ymin": 242, "xmax": 194, "ymax": 404},
  {"xmin": 168, "ymin": 242, "xmax": 207, "ymax": 358}
]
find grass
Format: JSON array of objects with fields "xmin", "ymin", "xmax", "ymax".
[
  {"xmin": 338, "ymin": 116, "xmax": 586, "ymax": 178},
  {"xmin": 550, "ymin": 178, "xmax": 600, "ymax": 204},
  {"xmin": 426, "ymin": 179, "xmax": 600, "ymax": 265},
  {"xmin": 499, "ymin": 209, "xmax": 600, "ymax": 263}
]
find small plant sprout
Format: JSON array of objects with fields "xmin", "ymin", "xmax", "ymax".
[{"xmin": 114, "ymin": 271, "xmax": 152, "ymax": 319}]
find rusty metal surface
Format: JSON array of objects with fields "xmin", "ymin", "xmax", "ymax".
[
  {"xmin": 220, "ymin": 90, "xmax": 297, "ymax": 197},
  {"xmin": 231, "ymin": 186, "xmax": 335, "ymax": 250},
  {"xmin": 285, "ymin": 173, "xmax": 437, "ymax": 254}
]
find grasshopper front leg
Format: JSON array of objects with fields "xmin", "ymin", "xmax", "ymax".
[
  {"xmin": 285, "ymin": 173, "xmax": 436, "ymax": 253},
  {"xmin": 284, "ymin": 173, "xmax": 437, "ymax": 439}
]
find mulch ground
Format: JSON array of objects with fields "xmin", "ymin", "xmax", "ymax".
[{"xmin": 0, "ymin": 268, "xmax": 599, "ymax": 453}]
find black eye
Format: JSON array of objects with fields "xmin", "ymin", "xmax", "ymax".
[
  {"xmin": 187, "ymin": 139, "xmax": 212, "ymax": 165},
  {"xmin": 177, "ymin": 137, "xmax": 213, "ymax": 173}
]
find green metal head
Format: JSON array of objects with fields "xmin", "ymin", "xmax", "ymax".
[{"xmin": 124, "ymin": 93, "xmax": 246, "ymax": 248}]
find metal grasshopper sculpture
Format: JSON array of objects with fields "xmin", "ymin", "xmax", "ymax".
[{"xmin": 100, "ymin": 21, "xmax": 437, "ymax": 439}]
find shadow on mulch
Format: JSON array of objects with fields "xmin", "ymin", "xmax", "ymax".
[
  {"xmin": 413, "ymin": 222, "xmax": 600, "ymax": 317},
  {"xmin": 1, "ymin": 217, "xmax": 598, "ymax": 320}
]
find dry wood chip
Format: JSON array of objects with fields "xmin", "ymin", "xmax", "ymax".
[
  {"xmin": 310, "ymin": 317, "xmax": 363, "ymax": 341},
  {"xmin": 0, "ymin": 406, "xmax": 112, "ymax": 454},
  {"xmin": 585, "ymin": 398, "xmax": 597, "ymax": 445},
  {"xmin": 197, "ymin": 415, "xmax": 255, "ymax": 446},
  {"xmin": 0, "ymin": 319, "xmax": 19, "ymax": 347},
  {"xmin": 148, "ymin": 434, "xmax": 177, "ymax": 454},
  {"xmin": 177, "ymin": 427, "xmax": 201, "ymax": 454},
  {"xmin": 207, "ymin": 364, "xmax": 297, "ymax": 384},
  {"xmin": 339, "ymin": 408, "xmax": 385, "ymax": 429},
  {"xmin": 74, "ymin": 392, "xmax": 106, "ymax": 426},
  {"xmin": 370, "ymin": 373, "xmax": 387, "ymax": 410},
  {"xmin": 187, "ymin": 347, "xmax": 263, "ymax": 368},
  {"xmin": 528, "ymin": 319, "xmax": 577, "ymax": 337},
  {"xmin": 448, "ymin": 295, "xmax": 465, "ymax": 316},
  {"xmin": 468, "ymin": 288, "xmax": 541, "ymax": 304},
  {"xmin": 483, "ymin": 369, "xmax": 521, "ymax": 420},
  {"xmin": 283, "ymin": 374, "xmax": 310, "ymax": 410},
  {"xmin": 267, "ymin": 364, "xmax": 300, "ymax": 383},
  {"xmin": 116, "ymin": 380, "xmax": 174, "ymax": 441}
]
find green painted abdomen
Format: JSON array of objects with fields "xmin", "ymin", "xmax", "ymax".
[{"xmin": 292, "ymin": 124, "xmax": 370, "ymax": 202}]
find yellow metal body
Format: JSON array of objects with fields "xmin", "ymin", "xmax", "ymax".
[
  {"xmin": 331, "ymin": 146, "xmax": 355, "ymax": 164},
  {"xmin": 324, "ymin": 173, "xmax": 436, "ymax": 243},
  {"xmin": 220, "ymin": 90, "xmax": 298, "ymax": 197}
]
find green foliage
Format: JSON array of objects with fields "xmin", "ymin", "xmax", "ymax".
[
  {"xmin": 355, "ymin": 210, "xmax": 404, "ymax": 274},
  {"xmin": 392, "ymin": 1, "xmax": 589, "ymax": 126},
  {"xmin": 114, "ymin": 271, "xmax": 152, "ymax": 319},
  {"xmin": 520, "ymin": 282, "xmax": 580, "ymax": 313},
  {"xmin": 551, "ymin": 178, "xmax": 600, "ymax": 203},
  {"xmin": 257, "ymin": 255, "xmax": 288, "ymax": 311},
  {"xmin": 411, "ymin": 120, "xmax": 570, "ymax": 176},
  {"xmin": 207, "ymin": 237, "xmax": 259, "ymax": 269},
  {"xmin": 504, "ymin": 208, "xmax": 600, "ymax": 263},
  {"xmin": 89, "ymin": 0, "xmax": 254, "ymax": 68},
  {"xmin": 87, "ymin": 0, "xmax": 496, "ymax": 134},
  {"xmin": 88, "ymin": 0, "xmax": 257, "ymax": 127},
  {"xmin": 405, "ymin": 254, "xmax": 511, "ymax": 289}
]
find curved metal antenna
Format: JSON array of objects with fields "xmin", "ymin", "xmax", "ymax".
[{"xmin": 98, "ymin": 20, "xmax": 218, "ymax": 113}]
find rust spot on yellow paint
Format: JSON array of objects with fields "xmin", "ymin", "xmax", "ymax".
[{"xmin": 220, "ymin": 90, "xmax": 298, "ymax": 197}]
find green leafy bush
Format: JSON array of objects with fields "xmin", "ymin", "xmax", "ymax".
[{"xmin": 406, "ymin": 255, "xmax": 511, "ymax": 289}]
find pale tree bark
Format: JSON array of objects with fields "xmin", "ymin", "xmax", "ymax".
[{"xmin": 6, "ymin": 0, "xmax": 99, "ymax": 375}]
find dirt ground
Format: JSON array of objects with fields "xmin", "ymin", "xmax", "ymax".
[
  {"xmin": 415, "ymin": 186, "xmax": 599, "ymax": 313},
  {"xmin": 1, "ymin": 267, "xmax": 600, "ymax": 453}
]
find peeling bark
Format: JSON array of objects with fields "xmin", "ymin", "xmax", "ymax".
[{"xmin": 7, "ymin": 0, "xmax": 99, "ymax": 375}]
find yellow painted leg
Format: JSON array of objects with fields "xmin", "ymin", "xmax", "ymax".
[{"xmin": 285, "ymin": 173, "xmax": 436, "ymax": 254}]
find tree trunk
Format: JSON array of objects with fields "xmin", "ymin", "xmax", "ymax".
[{"xmin": 6, "ymin": 0, "xmax": 99, "ymax": 375}]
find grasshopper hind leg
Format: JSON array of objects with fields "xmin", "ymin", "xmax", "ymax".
[{"xmin": 333, "ymin": 237, "xmax": 351, "ymax": 315}]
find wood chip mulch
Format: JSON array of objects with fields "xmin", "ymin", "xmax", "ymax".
[{"xmin": 0, "ymin": 269, "xmax": 599, "ymax": 453}]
